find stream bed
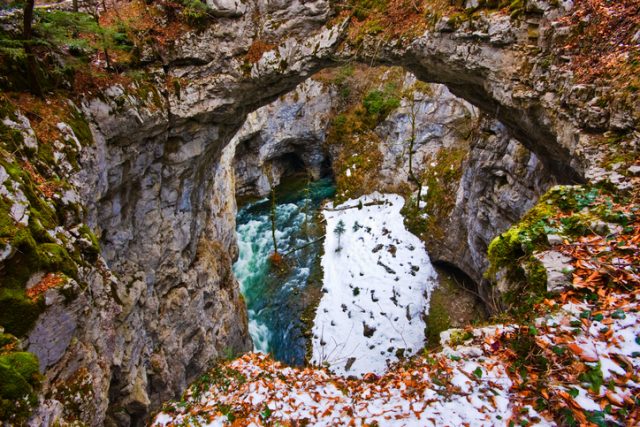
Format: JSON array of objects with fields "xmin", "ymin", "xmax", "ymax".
[{"xmin": 233, "ymin": 177, "xmax": 335, "ymax": 366}]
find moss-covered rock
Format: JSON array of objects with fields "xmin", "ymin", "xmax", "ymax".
[
  {"xmin": 424, "ymin": 296, "xmax": 451, "ymax": 350},
  {"xmin": 0, "ymin": 289, "xmax": 44, "ymax": 336},
  {"xmin": 0, "ymin": 103, "xmax": 96, "ymax": 339},
  {"xmin": 0, "ymin": 350, "xmax": 41, "ymax": 423},
  {"xmin": 485, "ymin": 184, "xmax": 636, "ymax": 315},
  {"xmin": 403, "ymin": 144, "xmax": 468, "ymax": 242}
]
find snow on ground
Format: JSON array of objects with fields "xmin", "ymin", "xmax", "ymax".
[
  {"xmin": 150, "ymin": 352, "xmax": 544, "ymax": 427},
  {"xmin": 149, "ymin": 289, "xmax": 640, "ymax": 427},
  {"xmin": 311, "ymin": 193, "xmax": 438, "ymax": 376}
]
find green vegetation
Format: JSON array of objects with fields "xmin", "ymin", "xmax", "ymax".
[
  {"xmin": 448, "ymin": 329, "xmax": 473, "ymax": 346},
  {"xmin": 0, "ymin": 8, "xmax": 135, "ymax": 93},
  {"xmin": 326, "ymin": 66, "xmax": 405, "ymax": 202},
  {"xmin": 342, "ymin": 0, "xmax": 389, "ymax": 21},
  {"xmin": 363, "ymin": 85, "xmax": 401, "ymax": 119},
  {"xmin": 179, "ymin": 0, "xmax": 211, "ymax": 27},
  {"xmin": 334, "ymin": 219, "xmax": 346, "ymax": 252},
  {"xmin": 0, "ymin": 341, "xmax": 41, "ymax": 424},
  {"xmin": 403, "ymin": 145, "xmax": 468, "ymax": 242},
  {"xmin": 159, "ymin": 364, "xmax": 249, "ymax": 422},
  {"xmin": 0, "ymin": 98, "xmax": 100, "ymax": 342},
  {"xmin": 486, "ymin": 184, "xmax": 636, "ymax": 315},
  {"xmin": 424, "ymin": 268, "xmax": 487, "ymax": 350},
  {"xmin": 424, "ymin": 295, "xmax": 450, "ymax": 349}
]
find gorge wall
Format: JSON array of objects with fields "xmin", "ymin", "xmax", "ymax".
[{"xmin": 0, "ymin": 0, "xmax": 637, "ymax": 425}]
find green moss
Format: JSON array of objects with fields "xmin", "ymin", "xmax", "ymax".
[
  {"xmin": 486, "ymin": 188, "xmax": 566, "ymax": 278},
  {"xmin": 362, "ymin": 85, "xmax": 400, "ymax": 119},
  {"xmin": 0, "ymin": 196, "xmax": 14, "ymax": 240},
  {"xmin": 37, "ymin": 243, "xmax": 78, "ymax": 277},
  {"xmin": 28, "ymin": 212, "xmax": 55, "ymax": 243},
  {"xmin": 0, "ymin": 361, "xmax": 31, "ymax": 400},
  {"xmin": 0, "ymin": 288, "xmax": 43, "ymax": 337},
  {"xmin": 78, "ymin": 224, "xmax": 100, "ymax": 260},
  {"xmin": 66, "ymin": 108, "xmax": 93, "ymax": 146},
  {"xmin": 348, "ymin": 0, "xmax": 388, "ymax": 20},
  {"xmin": 0, "ymin": 160, "xmax": 58, "ymax": 231},
  {"xmin": 0, "ymin": 346, "xmax": 41, "ymax": 419},
  {"xmin": 448, "ymin": 329, "xmax": 473, "ymax": 346},
  {"xmin": 484, "ymin": 183, "xmax": 636, "ymax": 318},
  {"xmin": 486, "ymin": 185, "xmax": 624, "ymax": 281},
  {"xmin": 1, "ymin": 229, "xmax": 39, "ymax": 290},
  {"xmin": 0, "ymin": 352, "xmax": 39, "ymax": 383},
  {"xmin": 0, "ymin": 121, "xmax": 25, "ymax": 154},
  {"xmin": 180, "ymin": 0, "xmax": 211, "ymax": 27},
  {"xmin": 0, "ymin": 98, "xmax": 17, "ymax": 121},
  {"xmin": 499, "ymin": 256, "xmax": 549, "ymax": 314},
  {"xmin": 404, "ymin": 145, "xmax": 468, "ymax": 242},
  {"xmin": 424, "ymin": 295, "xmax": 450, "ymax": 350},
  {"xmin": 524, "ymin": 257, "xmax": 547, "ymax": 292},
  {"xmin": 508, "ymin": 0, "xmax": 525, "ymax": 18},
  {"xmin": 1, "ymin": 202, "xmax": 77, "ymax": 335}
]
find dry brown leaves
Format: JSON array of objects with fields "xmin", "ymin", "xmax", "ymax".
[
  {"xmin": 559, "ymin": 210, "xmax": 640, "ymax": 299},
  {"xmin": 555, "ymin": 0, "xmax": 640, "ymax": 86},
  {"xmin": 10, "ymin": 93, "xmax": 66, "ymax": 147},
  {"xmin": 100, "ymin": 0, "xmax": 188, "ymax": 47},
  {"xmin": 246, "ymin": 40, "xmax": 277, "ymax": 64},
  {"xmin": 25, "ymin": 273, "xmax": 65, "ymax": 301},
  {"xmin": 72, "ymin": 66, "xmax": 133, "ymax": 95},
  {"xmin": 346, "ymin": 0, "xmax": 429, "ymax": 45},
  {"xmin": 490, "ymin": 193, "xmax": 640, "ymax": 424}
]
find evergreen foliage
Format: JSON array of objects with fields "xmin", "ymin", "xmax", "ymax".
[{"xmin": 334, "ymin": 219, "xmax": 346, "ymax": 252}]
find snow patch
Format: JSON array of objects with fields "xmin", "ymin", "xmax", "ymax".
[{"xmin": 311, "ymin": 193, "xmax": 437, "ymax": 376}]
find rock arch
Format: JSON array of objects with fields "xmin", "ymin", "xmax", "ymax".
[{"xmin": 34, "ymin": 1, "xmax": 599, "ymax": 425}]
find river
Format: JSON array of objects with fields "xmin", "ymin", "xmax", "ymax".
[{"xmin": 233, "ymin": 177, "xmax": 335, "ymax": 366}]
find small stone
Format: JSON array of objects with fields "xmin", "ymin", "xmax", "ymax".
[
  {"xmin": 546, "ymin": 234, "xmax": 563, "ymax": 245},
  {"xmin": 627, "ymin": 165, "xmax": 640, "ymax": 176},
  {"xmin": 589, "ymin": 220, "xmax": 608, "ymax": 235},
  {"xmin": 435, "ymin": 16, "xmax": 456, "ymax": 33},
  {"xmin": 206, "ymin": 0, "xmax": 246, "ymax": 17},
  {"xmin": 534, "ymin": 251, "xmax": 573, "ymax": 293}
]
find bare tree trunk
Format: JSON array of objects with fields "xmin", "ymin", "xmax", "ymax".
[
  {"xmin": 264, "ymin": 164, "xmax": 279, "ymax": 255},
  {"xmin": 23, "ymin": 0, "xmax": 42, "ymax": 97},
  {"xmin": 73, "ymin": 0, "xmax": 79, "ymax": 12},
  {"xmin": 407, "ymin": 95, "xmax": 422, "ymax": 202},
  {"xmin": 270, "ymin": 185, "xmax": 278, "ymax": 255}
]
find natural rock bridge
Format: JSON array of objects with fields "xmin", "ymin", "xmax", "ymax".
[{"xmin": 20, "ymin": 1, "xmax": 628, "ymax": 425}]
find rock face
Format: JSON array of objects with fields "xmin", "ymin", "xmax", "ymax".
[
  {"xmin": 74, "ymin": 83, "xmax": 252, "ymax": 425},
  {"xmin": 375, "ymin": 78, "xmax": 480, "ymax": 188},
  {"xmin": 435, "ymin": 118, "xmax": 556, "ymax": 286},
  {"xmin": 1, "ymin": 1, "xmax": 634, "ymax": 425}
]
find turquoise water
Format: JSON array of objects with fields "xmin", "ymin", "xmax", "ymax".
[{"xmin": 233, "ymin": 177, "xmax": 335, "ymax": 366}]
